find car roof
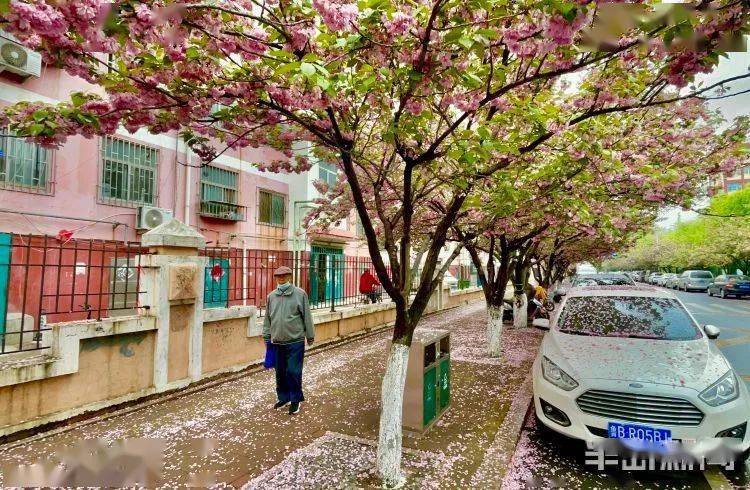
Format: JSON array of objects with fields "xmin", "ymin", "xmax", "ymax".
[{"xmin": 566, "ymin": 285, "xmax": 676, "ymax": 298}]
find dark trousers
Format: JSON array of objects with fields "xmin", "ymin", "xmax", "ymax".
[{"xmin": 275, "ymin": 341, "xmax": 305, "ymax": 403}]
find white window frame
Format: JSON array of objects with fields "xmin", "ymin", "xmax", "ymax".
[
  {"xmin": 200, "ymin": 165, "xmax": 244, "ymax": 220},
  {"xmin": 0, "ymin": 129, "xmax": 54, "ymax": 195},
  {"xmin": 257, "ymin": 189, "xmax": 287, "ymax": 227},
  {"xmin": 98, "ymin": 135, "xmax": 158, "ymax": 207},
  {"xmin": 318, "ymin": 161, "xmax": 337, "ymax": 189}
]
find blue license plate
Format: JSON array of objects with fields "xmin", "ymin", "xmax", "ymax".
[
  {"xmin": 739, "ymin": 285, "xmax": 750, "ymax": 289},
  {"xmin": 608, "ymin": 422, "xmax": 671, "ymax": 443}
]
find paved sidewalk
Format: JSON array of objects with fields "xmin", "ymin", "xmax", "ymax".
[{"xmin": 0, "ymin": 301, "xmax": 541, "ymax": 488}]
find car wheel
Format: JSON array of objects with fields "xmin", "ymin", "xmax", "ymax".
[
  {"xmin": 707, "ymin": 288, "xmax": 713, "ymax": 296},
  {"xmin": 720, "ymin": 288, "xmax": 726, "ymax": 299}
]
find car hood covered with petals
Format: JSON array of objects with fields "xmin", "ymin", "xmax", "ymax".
[{"xmin": 543, "ymin": 331, "xmax": 730, "ymax": 391}]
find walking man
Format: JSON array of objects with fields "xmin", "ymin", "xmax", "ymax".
[{"xmin": 263, "ymin": 266, "xmax": 315, "ymax": 415}]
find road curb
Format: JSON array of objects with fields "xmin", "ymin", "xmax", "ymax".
[{"xmin": 471, "ymin": 368, "xmax": 535, "ymax": 487}]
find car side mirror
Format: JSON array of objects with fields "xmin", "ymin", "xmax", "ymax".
[
  {"xmin": 704, "ymin": 324, "xmax": 720, "ymax": 339},
  {"xmin": 532, "ymin": 318, "xmax": 550, "ymax": 330}
]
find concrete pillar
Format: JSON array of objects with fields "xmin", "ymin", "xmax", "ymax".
[{"xmin": 139, "ymin": 219, "xmax": 207, "ymax": 389}]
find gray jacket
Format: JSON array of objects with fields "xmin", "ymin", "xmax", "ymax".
[{"xmin": 262, "ymin": 286, "xmax": 315, "ymax": 344}]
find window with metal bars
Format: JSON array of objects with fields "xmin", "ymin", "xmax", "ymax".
[
  {"xmin": 258, "ymin": 190, "xmax": 286, "ymax": 226},
  {"xmin": 200, "ymin": 165, "xmax": 245, "ymax": 220},
  {"xmin": 318, "ymin": 161, "xmax": 337, "ymax": 188},
  {"xmin": 0, "ymin": 130, "xmax": 53, "ymax": 194},
  {"xmin": 99, "ymin": 136, "xmax": 158, "ymax": 206}
]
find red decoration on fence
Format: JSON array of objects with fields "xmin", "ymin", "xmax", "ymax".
[
  {"xmin": 210, "ymin": 263, "xmax": 225, "ymax": 282},
  {"xmin": 56, "ymin": 229, "xmax": 74, "ymax": 242}
]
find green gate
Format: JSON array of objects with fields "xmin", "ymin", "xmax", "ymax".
[
  {"xmin": 204, "ymin": 257, "xmax": 230, "ymax": 308},
  {"xmin": 309, "ymin": 246, "xmax": 344, "ymax": 306},
  {"xmin": 0, "ymin": 233, "xmax": 9, "ymax": 335}
]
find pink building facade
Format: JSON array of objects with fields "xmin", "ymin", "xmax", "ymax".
[{"xmin": 0, "ymin": 62, "xmax": 365, "ymax": 254}]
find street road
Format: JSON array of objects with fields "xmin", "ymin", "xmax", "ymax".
[
  {"xmin": 673, "ymin": 288, "xmax": 750, "ymax": 392},
  {"xmin": 503, "ymin": 287, "xmax": 750, "ymax": 489}
]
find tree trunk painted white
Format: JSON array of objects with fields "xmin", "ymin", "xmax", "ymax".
[
  {"xmin": 377, "ymin": 342, "xmax": 410, "ymax": 487},
  {"xmin": 487, "ymin": 305, "xmax": 503, "ymax": 357},
  {"xmin": 513, "ymin": 293, "xmax": 527, "ymax": 329}
]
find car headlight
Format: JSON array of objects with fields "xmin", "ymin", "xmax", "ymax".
[
  {"xmin": 542, "ymin": 356, "xmax": 578, "ymax": 391},
  {"xmin": 699, "ymin": 370, "xmax": 739, "ymax": 407}
]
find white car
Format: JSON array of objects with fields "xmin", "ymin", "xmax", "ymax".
[{"xmin": 532, "ymin": 286, "xmax": 750, "ymax": 461}]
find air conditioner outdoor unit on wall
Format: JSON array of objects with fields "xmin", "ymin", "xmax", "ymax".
[
  {"xmin": 0, "ymin": 32, "xmax": 42, "ymax": 78},
  {"xmin": 137, "ymin": 206, "xmax": 174, "ymax": 231}
]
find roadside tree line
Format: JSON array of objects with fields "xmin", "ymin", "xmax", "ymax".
[
  {"xmin": 604, "ymin": 187, "xmax": 750, "ymax": 276},
  {"xmin": 3, "ymin": 0, "xmax": 750, "ymax": 485}
]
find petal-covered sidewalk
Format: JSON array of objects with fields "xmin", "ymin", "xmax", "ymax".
[{"xmin": 0, "ymin": 301, "xmax": 541, "ymax": 488}]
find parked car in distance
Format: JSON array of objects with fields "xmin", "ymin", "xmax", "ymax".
[
  {"xmin": 625, "ymin": 271, "xmax": 643, "ymax": 283},
  {"xmin": 708, "ymin": 275, "xmax": 750, "ymax": 299},
  {"xmin": 572, "ymin": 273, "xmax": 635, "ymax": 287},
  {"xmin": 531, "ymin": 286, "xmax": 750, "ymax": 461},
  {"xmin": 665, "ymin": 273, "xmax": 680, "ymax": 289},
  {"xmin": 677, "ymin": 270, "xmax": 714, "ymax": 292},
  {"xmin": 648, "ymin": 272, "xmax": 664, "ymax": 285},
  {"xmin": 657, "ymin": 273, "xmax": 675, "ymax": 287},
  {"xmin": 632, "ymin": 271, "xmax": 647, "ymax": 283}
]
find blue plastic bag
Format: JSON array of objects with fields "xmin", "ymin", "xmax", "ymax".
[{"xmin": 264, "ymin": 341, "xmax": 276, "ymax": 369}]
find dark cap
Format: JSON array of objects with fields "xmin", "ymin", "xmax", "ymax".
[{"xmin": 273, "ymin": 266, "xmax": 293, "ymax": 276}]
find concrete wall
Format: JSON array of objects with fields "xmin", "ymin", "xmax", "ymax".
[
  {"xmin": 0, "ymin": 282, "xmax": 483, "ymax": 438},
  {"xmin": 0, "ymin": 330, "xmax": 155, "ymax": 431},
  {"xmin": 201, "ymin": 317, "xmax": 264, "ymax": 377}
]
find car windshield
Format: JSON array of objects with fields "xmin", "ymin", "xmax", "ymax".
[
  {"xmin": 728, "ymin": 275, "xmax": 750, "ymax": 281},
  {"xmin": 574, "ymin": 276, "xmax": 633, "ymax": 286},
  {"xmin": 557, "ymin": 296, "xmax": 701, "ymax": 340},
  {"xmin": 690, "ymin": 271, "xmax": 713, "ymax": 278}
]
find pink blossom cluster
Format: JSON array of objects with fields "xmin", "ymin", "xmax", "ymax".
[
  {"xmin": 288, "ymin": 23, "xmax": 317, "ymax": 50},
  {"xmin": 8, "ymin": 0, "xmax": 68, "ymax": 41},
  {"xmin": 542, "ymin": 13, "xmax": 585, "ymax": 46},
  {"xmin": 403, "ymin": 98, "xmax": 424, "ymax": 116},
  {"xmin": 665, "ymin": 51, "xmax": 711, "ymax": 88},
  {"xmin": 643, "ymin": 190, "xmax": 666, "ymax": 203},
  {"xmin": 312, "ymin": 0, "xmax": 358, "ymax": 32},
  {"xmin": 490, "ymin": 97, "xmax": 512, "ymax": 112},
  {"xmin": 382, "ymin": 11, "xmax": 416, "ymax": 37}
]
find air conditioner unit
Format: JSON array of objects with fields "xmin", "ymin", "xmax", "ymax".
[
  {"xmin": 137, "ymin": 206, "xmax": 174, "ymax": 231},
  {"xmin": 0, "ymin": 32, "xmax": 42, "ymax": 78}
]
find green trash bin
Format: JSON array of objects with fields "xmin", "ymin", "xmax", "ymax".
[{"xmin": 399, "ymin": 329, "xmax": 450, "ymax": 435}]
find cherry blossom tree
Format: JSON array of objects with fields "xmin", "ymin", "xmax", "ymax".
[
  {"xmin": 607, "ymin": 187, "xmax": 750, "ymax": 274},
  {"xmin": 456, "ymin": 104, "xmax": 748, "ymax": 356},
  {"xmin": 2, "ymin": 0, "xmax": 750, "ymax": 483}
]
